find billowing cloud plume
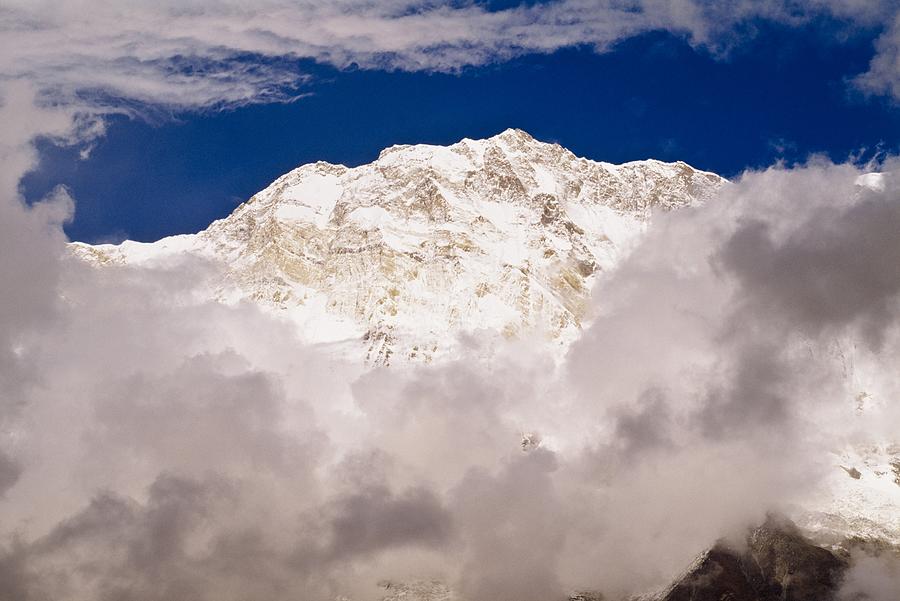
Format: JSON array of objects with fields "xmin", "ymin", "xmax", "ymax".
[
  {"xmin": 838, "ymin": 549, "xmax": 900, "ymax": 601},
  {"xmin": 2, "ymin": 146, "xmax": 899, "ymax": 599},
  {"xmin": 1, "ymin": 2, "xmax": 900, "ymax": 599}
]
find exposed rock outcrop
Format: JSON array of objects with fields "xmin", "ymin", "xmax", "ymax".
[
  {"xmin": 70, "ymin": 129, "xmax": 725, "ymax": 364},
  {"xmin": 654, "ymin": 516, "xmax": 846, "ymax": 601}
]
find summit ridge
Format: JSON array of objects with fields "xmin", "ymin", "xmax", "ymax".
[{"xmin": 71, "ymin": 129, "xmax": 725, "ymax": 363}]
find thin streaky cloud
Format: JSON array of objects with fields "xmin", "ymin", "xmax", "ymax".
[{"xmin": 0, "ymin": 0, "xmax": 897, "ymax": 122}]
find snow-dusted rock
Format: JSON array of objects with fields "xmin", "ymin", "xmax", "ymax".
[{"xmin": 71, "ymin": 129, "xmax": 725, "ymax": 364}]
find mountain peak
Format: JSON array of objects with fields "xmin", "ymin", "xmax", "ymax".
[
  {"xmin": 71, "ymin": 135, "xmax": 726, "ymax": 364},
  {"xmin": 494, "ymin": 127, "xmax": 535, "ymax": 141}
]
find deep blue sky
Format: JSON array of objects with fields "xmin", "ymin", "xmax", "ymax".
[{"xmin": 23, "ymin": 22, "xmax": 900, "ymax": 243}]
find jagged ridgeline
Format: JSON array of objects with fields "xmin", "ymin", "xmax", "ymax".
[
  {"xmin": 66, "ymin": 131, "xmax": 900, "ymax": 600},
  {"xmin": 71, "ymin": 129, "xmax": 724, "ymax": 365}
]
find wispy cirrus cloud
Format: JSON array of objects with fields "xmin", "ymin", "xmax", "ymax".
[
  {"xmin": 0, "ymin": 0, "xmax": 897, "ymax": 120},
  {"xmin": 856, "ymin": 10, "xmax": 900, "ymax": 100}
]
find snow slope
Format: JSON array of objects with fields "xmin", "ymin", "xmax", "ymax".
[{"xmin": 71, "ymin": 128, "xmax": 725, "ymax": 364}]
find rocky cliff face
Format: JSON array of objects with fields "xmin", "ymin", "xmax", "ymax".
[
  {"xmin": 71, "ymin": 129, "xmax": 725, "ymax": 364},
  {"xmin": 652, "ymin": 516, "xmax": 848, "ymax": 601},
  {"xmin": 371, "ymin": 515, "xmax": 882, "ymax": 601}
]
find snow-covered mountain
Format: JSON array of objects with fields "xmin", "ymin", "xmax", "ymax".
[
  {"xmin": 71, "ymin": 128, "xmax": 725, "ymax": 364},
  {"xmin": 68, "ymin": 130, "xmax": 898, "ymax": 597}
]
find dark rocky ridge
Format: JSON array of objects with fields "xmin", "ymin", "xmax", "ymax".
[
  {"xmin": 649, "ymin": 515, "xmax": 847, "ymax": 601},
  {"xmin": 378, "ymin": 516, "xmax": 897, "ymax": 601}
]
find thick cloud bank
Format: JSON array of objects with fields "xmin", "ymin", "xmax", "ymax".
[
  {"xmin": 1, "ymin": 2, "xmax": 900, "ymax": 598},
  {"xmin": 2, "ymin": 113, "xmax": 899, "ymax": 599}
]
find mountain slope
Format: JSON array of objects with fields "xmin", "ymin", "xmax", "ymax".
[
  {"xmin": 66, "ymin": 131, "xmax": 899, "ymax": 598},
  {"xmin": 649, "ymin": 516, "xmax": 847, "ymax": 601},
  {"xmin": 71, "ymin": 128, "xmax": 725, "ymax": 364}
]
